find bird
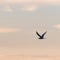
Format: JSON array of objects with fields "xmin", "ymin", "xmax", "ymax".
[{"xmin": 36, "ymin": 31, "xmax": 47, "ymax": 39}]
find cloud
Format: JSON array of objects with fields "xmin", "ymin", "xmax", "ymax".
[
  {"xmin": 0, "ymin": 0, "xmax": 60, "ymax": 12},
  {"xmin": 21, "ymin": 4, "xmax": 38, "ymax": 12},
  {"xmin": 0, "ymin": 0, "xmax": 60, "ymax": 5},
  {"xmin": 3, "ymin": 5, "xmax": 13, "ymax": 12},
  {"xmin": 0, "ymin": 28, "xmax": 20, "ymax": 33},
  {"xmin": 53, "ymin": 24, "xmax": 60, "ymax": 29}
]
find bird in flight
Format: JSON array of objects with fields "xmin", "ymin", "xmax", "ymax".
[{"xmin": 36, "ymin": 31, "xmax": 47, "ymax": 39}]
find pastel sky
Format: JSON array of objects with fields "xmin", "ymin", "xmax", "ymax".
[{"xmin": 0, "ymin": 0, "xmax": 60, "ymax": 60}]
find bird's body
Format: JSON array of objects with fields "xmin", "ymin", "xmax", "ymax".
[{"xmin": 36, "ymin": 31, "xmax": 47, "ymax": 39}]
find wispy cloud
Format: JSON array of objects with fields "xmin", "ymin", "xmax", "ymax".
[
  {"xmin": 0, "ymin": 28, "xmax": 20, "ymax": 33},
  {"xmin": 3, "ymin": 5, "xmax": 13, "ymax": 12},
  {"xmin": 21, "ymin": 4, "xmax": 38, "ymax": 12},
  {"xmin": 0, "ymin": 0, "xmax": 60, "ymax": 12},
  {"xmin": 0, "ymin": 0, "xmax": 60, "ymax": 5},
  {"xmin": 53, "ymin": 24, "xmax": 60, "ymax": 29}
]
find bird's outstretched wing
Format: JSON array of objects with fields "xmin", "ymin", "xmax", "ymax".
[
  {"xmin": 42, "ymin": 31, "xmax": 47, "ymax": 37},
  {"xmin": 36, "ymin": 31, "xmax": 41, "ymax": 37}
]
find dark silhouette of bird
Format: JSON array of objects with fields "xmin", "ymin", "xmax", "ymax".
[{"xmin": 36, "ymin": 31, "xmax": 47, "ymax": 39}]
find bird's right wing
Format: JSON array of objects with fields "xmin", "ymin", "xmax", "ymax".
[
  {"xmin": 36, "ymin": 31, "xmax": 41, "ymax": 37},
  {"xmin": 42, "ymin": 31, "xmax": 47, "ymax": 37}
]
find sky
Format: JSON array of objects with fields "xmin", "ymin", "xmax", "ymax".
[{"xmin": 0, "ymin": 0, "xmax": 60, "ymax": 60}]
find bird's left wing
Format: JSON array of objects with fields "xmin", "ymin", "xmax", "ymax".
[{"xmin": 36, "ymin": 31, "xmax": 41, "ymax": 37}]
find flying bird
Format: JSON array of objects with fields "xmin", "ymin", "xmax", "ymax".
[{"xmin": 36, "ymin": 31, "xmax": 47, "ymax": 39}]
